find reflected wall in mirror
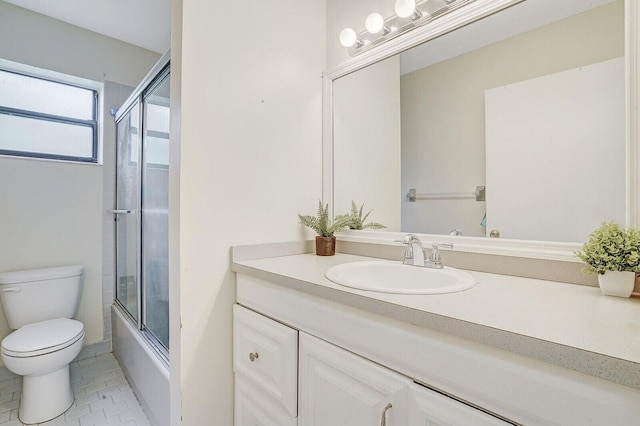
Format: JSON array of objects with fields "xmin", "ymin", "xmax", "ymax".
[{"xmin": 332, "ymin": 0, "xmax": 625, "ymax": 243}]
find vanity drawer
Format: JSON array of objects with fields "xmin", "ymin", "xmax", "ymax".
[{"xmin": 233, "ymin": 304, "xmax": 298, "ymax": 417}]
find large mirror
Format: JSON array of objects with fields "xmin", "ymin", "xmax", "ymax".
[{"xmin": 330, "ymin": 0, "xmax": 629, "ymax": 247}]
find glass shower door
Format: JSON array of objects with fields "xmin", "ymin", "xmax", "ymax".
[
  {"xmin": 114, "ymin": 64, "xmax": 170, "ymax": 358},
  {"xmin": 115, "ymin": 102, "xmax": 141, "ymax": 320},
  {"xmin": 141, "ymin": 71, "xmax": 170, "ymax": 350}
]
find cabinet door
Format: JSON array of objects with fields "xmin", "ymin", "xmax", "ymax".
[
  {"xmin": 298, "ymin": 332, "xmax": 409, "ymax": 426},
  {"xmin": 233, "ymin": 305, "xmax": 298, "ymax": 416},
  {"xmin": 409, "ymin": 382, "xmax": 511, "ymax": 425},
  {"xmin": 235, "ymin": 374, "xmax": 297, "ymax": 426}
]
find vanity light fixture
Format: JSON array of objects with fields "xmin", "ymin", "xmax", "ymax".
[
  {"xmin": 339, "ymin": 27, "xmax": 363, "ymax": 48},
  {"xmin": 365, "ymin": 12, "xmax": 391, "ymax": 35},
  {"xmin": 395, "ymin": 0, "xmax": 422, "ymax": 20},
  {"xmin": 340, "ymin": 0, "xmax": 476, "ymax": 56}
]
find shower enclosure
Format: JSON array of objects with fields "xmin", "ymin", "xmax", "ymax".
[{"xmin": 112, "ymin": 53, "xmax": 170, "ymax": 425}]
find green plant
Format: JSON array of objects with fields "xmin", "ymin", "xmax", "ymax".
[
  {"xmin": 575, "ymin": 221, "xmax": 640, "ymax": 274},
  {"xmin": 298, "ymin": 201, "xmax": 352, "ymax": 237},
  {"xmin": 336, "ymin": 201, "xmax": 386, "ymax": 230}
]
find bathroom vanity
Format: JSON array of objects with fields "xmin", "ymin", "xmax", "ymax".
[{"xmin": 231, "ymin": 243, "xmax": 640, "ymax": 425}]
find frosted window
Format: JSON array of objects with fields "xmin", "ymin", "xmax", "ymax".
[
  {"xmin": 0, "ymin": 70, "xmax": 94, "ymax": 119},
  {"xmin": 0, "ymin": 115, "xmax": 94, "ymax": 158},
  {"xmin": 0, "ymin": 69, "xmax": 98, "ymax": 162}
]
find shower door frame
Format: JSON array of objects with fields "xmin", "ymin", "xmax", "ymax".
[{"xmin": 114, "ymin": 52, "xmax": 171, "ymax": 364}]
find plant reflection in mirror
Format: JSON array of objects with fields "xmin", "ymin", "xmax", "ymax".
[{"xmin": 336, "ymin": 201, "xmax": 386, "ymax": 230}]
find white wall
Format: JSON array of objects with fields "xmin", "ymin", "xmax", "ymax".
[
  {"xmin": 333, "ymin": 56, "xmax": 401, "ymax": 231},
  {"xmin": 0, "ymin": 2, "xmax": 160, "ymax": 351},
  {"xmin": 0, "ymin": 159, "xmax": 102, "ymax": 342},
  {"xmin": 169, "ymin": 1, "xmax": 183, "ymax": 425},
  {"xmin": 0, "ymin": 1, "xmax": 160, "ymax": 87},
  {"xmin": 175, "ymin": 0, "xmax": 325, "ymax": 423}
]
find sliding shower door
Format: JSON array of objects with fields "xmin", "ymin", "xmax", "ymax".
[
  {"xmin": 115, "ymin": 63, "xmax": 170, "ymax": 358},
  {"xmin": 115, "ymin": 102, "xmax": 141, "ymax": 320},
  {"xmin": 141, "ymin": 71, "xmax": 170, "ymax": 350}
]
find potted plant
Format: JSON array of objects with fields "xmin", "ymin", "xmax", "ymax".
[
  {"xmin": 335, "ymin": 201, "xmax": 386, "ymax": 230},
  {"xmin": 575, "ymin": 221, "xmax": 640, "ymax": 297},
  {"xmin": 298, "ymin": 201, "xmax": 352, "ymax": 256}
]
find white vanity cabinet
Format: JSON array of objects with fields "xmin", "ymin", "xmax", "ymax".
[
  {"xmin": 233, "ymin": 303, "xmax": 509, "ymax": 426},
  {"xmin": 298, "ymin": 332, "xmax": 508, "ymax": 426},
  {"xmin": 233, "ymin": 305, "xmax": 298, "ymax": 425},
  {"xmin": 233, "ymin": 269, "xmax": 640, "ymax": 425}
]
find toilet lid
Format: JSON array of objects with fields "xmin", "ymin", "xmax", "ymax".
[{"xmin": 2, "ymin": 318, "xmax": 84, "ymax": 357}]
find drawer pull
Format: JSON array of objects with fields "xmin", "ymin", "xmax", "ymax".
[
  {"xmin": 249, "ymin": 352, "xmax": 259, "ymax": 362},
  {"xmin": 380, "ymin": 403, "xmax": 392, "ymax": 426}
]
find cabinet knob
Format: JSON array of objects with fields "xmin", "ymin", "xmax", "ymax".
[
  {"xmin": 249, "ymin": 352, "xmax": 259, "ymax": 362},
  {"xmin": 380, "ymin": 402, "xmax": 392, "ymax": 426}
]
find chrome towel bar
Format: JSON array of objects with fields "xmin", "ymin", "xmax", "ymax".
[{"xmin": 407, "ymin": 186, "xmax": 485, "ymax": 202}]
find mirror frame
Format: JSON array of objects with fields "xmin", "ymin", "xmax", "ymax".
[{"xmin": 323, "ymin": 0, "xmax": 639, "ymax": 262}]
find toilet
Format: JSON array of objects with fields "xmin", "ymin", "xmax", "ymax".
[{"xmin": 0, "ymin": 265, "xmax": 85, "ymax": 424}]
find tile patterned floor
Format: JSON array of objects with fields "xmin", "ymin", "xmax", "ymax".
[{"xmin": 0, "ymin": 353, "xmax": 150, "ymax": 426}]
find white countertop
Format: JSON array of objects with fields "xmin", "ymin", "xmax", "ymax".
[{"xmin": 232, "ymin": 251, "xmax": 640, "ymax": 388}]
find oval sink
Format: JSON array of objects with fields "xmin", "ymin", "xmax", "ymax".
[{"xmin": 325, "ymin": 261, "xmax": 476, "ymax": 295}]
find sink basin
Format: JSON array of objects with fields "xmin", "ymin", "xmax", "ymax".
[{"xmin": 325, "ymin": 261, "xmax": 476, "ymax": 295}]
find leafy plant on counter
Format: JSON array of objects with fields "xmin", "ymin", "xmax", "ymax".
[
  {"xmin": 298, "ymin": 201, "xmax": 352, "ymax": 237},
  {"xmin": 336, "ymin": 201, "xmax": 386, "ymax": 230},
  {"xmin": 575, "ymin": 221, "xmax": 640, "ymax": 274}
]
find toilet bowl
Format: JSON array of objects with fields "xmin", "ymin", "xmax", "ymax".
[
  {"xmin": 0, "ymin": 265, "xmax": 84, "ymax": 424},
  {"xmin": 1, "ymin": 318, "xmax": 85, "ymax": 424}
]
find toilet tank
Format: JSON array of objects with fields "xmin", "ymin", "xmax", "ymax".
[{"xmin": 0, "ymin": 265, "xmax": 83, "ymax": 329}]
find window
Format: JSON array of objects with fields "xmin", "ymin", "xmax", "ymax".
[{"xmin": 0, "ymin": 69, "xmax": 98, "ymax": 163}]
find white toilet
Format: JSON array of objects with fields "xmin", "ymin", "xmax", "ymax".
[{"xmin": 0, "ymin": 265, "xmax": 85, "ymax": 424}]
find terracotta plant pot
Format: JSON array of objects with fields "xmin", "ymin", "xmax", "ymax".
[
  {"xmin": 315, "ymin": 236, "xmax": 336, "ymax": 256},
  {"xmin": 597, "ymin": 271, "xmax": 635, "ymax": 297}
]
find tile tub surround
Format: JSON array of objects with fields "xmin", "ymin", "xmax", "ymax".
[
  {"xmin": 0, "ymin": 353, "xmax": 150, "ymax": 426},
  {"xmin": 231, "ymin": 243, "xmax": 640, "ymax": 390}
]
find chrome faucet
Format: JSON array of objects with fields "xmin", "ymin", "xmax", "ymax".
[
  {"xmin": 398, "ymin": 235, "xmax": 454, "ymax": 268},
  {"xmin": 398, "ymin": 234, "xmax": 425, "ymax": 266},
  {"xmin": 425, "ymin": 242, "xmax": 453, "ymax": 269}
]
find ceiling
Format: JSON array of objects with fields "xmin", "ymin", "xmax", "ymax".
[{"xmin": 3, "ymin": 0, "xmax": 170, "ymax": 53}]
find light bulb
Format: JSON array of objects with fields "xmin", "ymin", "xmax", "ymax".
[
  {"xmin": 339, "ymin": 28, "xmax": 357, "ymax": 47},
  {"xmin": 395, "ymin": 0, "xmax": 416, "ymax": 18},
  {"xmin": 365, "ymin": 12, "xmax": 385, "ymax": 34}
]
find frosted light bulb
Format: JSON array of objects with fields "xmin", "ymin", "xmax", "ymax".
[
  {"xmin": 395, "ymin": 0, "xmax": 416, "ymax": 18},
  {"xmin": 365, "ymin": 12, "xmax": 385, "ymax": 34},
  {"xmin": 339, "ymin": 28, "xmax": 357, "ymax": 47}
]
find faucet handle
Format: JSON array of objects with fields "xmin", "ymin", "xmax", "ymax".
[
  {"xmin": 432, "ymin": 242, "xmax": 453, "ymax": 250},
  {"xmin": 394, "ymin": 234, "xmax": 421, "ymax": 245},
  {"xmin": 424, "ymin": 242, "xmax": 453, "ymax": 269},
  {"xmin": 428, "ymin": 242, "xmax": 453, "ymax": 264}
]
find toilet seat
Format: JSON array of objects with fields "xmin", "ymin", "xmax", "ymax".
[{"xmin": 1, "ymin": 318, "xmax": 84, "ymax": 358}]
